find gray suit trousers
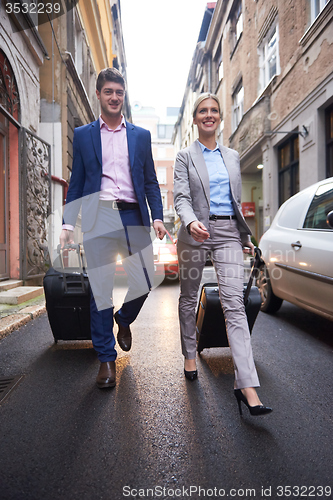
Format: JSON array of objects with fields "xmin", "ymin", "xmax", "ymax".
[{"xmin": 177, "ymin": 219, "xmax": 260, "ymax": 389}]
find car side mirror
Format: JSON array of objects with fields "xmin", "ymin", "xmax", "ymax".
[{"xmin": 327, "ymin": 210, "xmax": 333, "ymax": 228}]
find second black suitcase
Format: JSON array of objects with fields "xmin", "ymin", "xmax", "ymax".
[
  {"xmin": 196, "ymin": 248, "xmax": 263, "ymax": 353},
  {"xmin": 196, "ymin": 284, "xmax": 261, "ymax": 352},
  {"xmin": 43, "ymin": 245, "xmax": 91, "ymax": 343}
]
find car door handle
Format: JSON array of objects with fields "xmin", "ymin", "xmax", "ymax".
[{"xmin": 291, "ymin": 241, "xmax": 302, "ymax": 249}]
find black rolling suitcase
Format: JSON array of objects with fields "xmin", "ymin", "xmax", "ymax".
[
  {"xmin": 196, "ymin": 247, "xmax": 263, "ymax": 353},
  {"xmin": 43, "ymin": 244, "xmax": 91, "ymax": 343}
]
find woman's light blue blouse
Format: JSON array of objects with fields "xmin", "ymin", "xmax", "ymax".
[{"xmin": 198, "ymin": 141, "xmax": 235, "ymax": 215}]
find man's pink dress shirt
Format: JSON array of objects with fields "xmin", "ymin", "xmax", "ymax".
[
  {"xmin": 99, "ymin": 115, "xmax": 138, "ymax": 202},
  {"xmin": 63, "ymin": 115, "xmax": 138, "ymax": 231}
]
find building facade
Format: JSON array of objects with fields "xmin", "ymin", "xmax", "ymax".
[
  {"xmin": 0, "ymin": 0, "xmax": 129, "ymax": 283},
  {"xmin": 0, "ymin": 5, "xmax": 48, "ymax": 281},
  {"xmin": 174, "ymin": 0, "xmax": 333, "ymax": 242},
  {"xmin": 39, "ymin": 0, "xmax": 131, "ymax": 260}
]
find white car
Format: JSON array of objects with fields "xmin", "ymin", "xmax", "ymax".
[{"xmin": 257, "ymin": 177, "xmax": 333, "ymax": 321}]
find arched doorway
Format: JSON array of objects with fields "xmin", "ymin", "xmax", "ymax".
[{"xmin": 0, "ymin": 49, "xmax": 20, "ymax": 279}]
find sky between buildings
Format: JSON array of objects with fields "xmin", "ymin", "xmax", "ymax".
[{"xmin": 121, "ymin": 0, "xmax": 210, "ymax": 116}]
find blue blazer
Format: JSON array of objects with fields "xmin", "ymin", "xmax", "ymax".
[{"xmin": 63, "ymin": 119, "xmax": 163, "ymax": 232}]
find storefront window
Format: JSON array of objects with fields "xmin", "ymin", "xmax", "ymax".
[
  {"xmin": 326, "ymin": 104, "xmax": 333, "ymax": 178},
  {"xmin": 278, "ymin": 135, "xmax": 299, "ymax": 206}
]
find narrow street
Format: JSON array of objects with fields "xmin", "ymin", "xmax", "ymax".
[
  {"xmin": 1, "ymin": 1, "xmax": 333, "ymax": 499},
  {"xmin": 0, "ymin": 278, "xmax": 332, "ymax": 500}
]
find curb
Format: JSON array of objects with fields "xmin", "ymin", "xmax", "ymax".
[{"xmin": 0, "ymin": 304, "xmax": 46, "ymax": 341}]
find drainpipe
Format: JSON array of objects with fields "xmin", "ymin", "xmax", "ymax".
[
  {"xmin": 251, "ymin": 186, "xmax": 257, "ymax": 243},
  {"xmin": 51, "ymin": 175, "xmax": 68, "ymax": 206}
]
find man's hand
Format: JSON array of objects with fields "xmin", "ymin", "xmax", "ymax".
[
  {"xmin": 243, "ymin": 240, "xmax": 255, "ymax": 256},
  {"xmin": 59, "ymin": 229, "xmax": 74, "ymax": 249},
  {"xmin": 189, "ymin": 220, "xmax": 210, "ymax": 242},
  {"xmin": 153, "ymin": 221, "xmax": 167, "ymax": 240}
]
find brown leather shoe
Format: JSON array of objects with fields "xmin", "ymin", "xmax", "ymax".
[
  {"xmin": 96, "ymin": 361, "xmax": 116, "ymax": 389},
  {"xmin": 114, "ymin": 312, "xmax": 132, "ymax": 352}
]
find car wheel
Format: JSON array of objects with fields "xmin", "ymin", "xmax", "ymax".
[{"xmin": 257, "ymin": 264, "xmax": 283, "ymax": 313}]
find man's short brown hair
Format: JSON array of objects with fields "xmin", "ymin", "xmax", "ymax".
[{"xmin": 96, "ymin": 68, "xmax": 126, "ymax": 92}]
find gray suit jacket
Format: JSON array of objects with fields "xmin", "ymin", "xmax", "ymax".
[{"xmin": 174, "ymin": 140, "xmax": 251, "ymax": 247}]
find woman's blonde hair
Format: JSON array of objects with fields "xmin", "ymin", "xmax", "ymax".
[{"xmin": 192, "ymin": 93, "xmax": 221, "ymax": 118}]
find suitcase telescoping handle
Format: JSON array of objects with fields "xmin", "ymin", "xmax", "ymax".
[
  {"xmin": 243, "ymin": 247, "xmax": 264, "ymax": 306},
  {"xmin": 56, "ymin": 244, "xmax": 87, "ymax": 293}
]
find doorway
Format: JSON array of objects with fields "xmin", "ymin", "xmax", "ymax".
[{"xmin": 0, "ymin": 114, "xmax": 9, "ymax": 279}]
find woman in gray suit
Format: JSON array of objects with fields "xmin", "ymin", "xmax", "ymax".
[{"xmin": 174, "ymin": 93, "xmax": 272, "ymax": 416}]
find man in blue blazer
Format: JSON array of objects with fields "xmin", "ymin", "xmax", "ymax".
[{"xmin": 60, "ymin": 68, "xmax": 166, "ymax": 388}]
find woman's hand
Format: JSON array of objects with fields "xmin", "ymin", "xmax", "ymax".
[
  {"xmin": 243, "ymin": 240, "xmax": 254, "ymax": 256},
  {"xmin": 189, "ymin": 221, "xmax": 210, "ymax": 242}
]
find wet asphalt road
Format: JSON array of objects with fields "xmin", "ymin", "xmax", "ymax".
[{"xmin": 0, "ymin": 277, "xmax": 333, "ymax": 500}]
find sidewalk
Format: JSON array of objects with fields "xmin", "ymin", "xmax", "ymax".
[{"xmin": 0, "ymin": 295, "xmax": 46, "ymax": 341}]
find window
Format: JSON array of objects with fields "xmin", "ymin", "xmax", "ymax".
[
  {"xmin": 75, "ymin": 12, "xmax": 83, "ymax": 75},
  {"xmin": 232, "ymin": 83, "xmax": 244, "ymax": 132},
  {"xmin": 326, "ymin": 104, "xmax": 333, "ymax": 178},
  {"xmin": 219, "ymin": 60, "xmax": 224, "ymax": 82},
  {"xmin": 156, "ymin": 124, "xmax": 174, "ymax": 141},
  {"xmin": 5, "ymin": 0, "xmax": 38, "ymax": 30},
  {"xmin": 230, "ymin": 0, "xmax": 243, "ymax": 53},
  {"xmin": 258, "ymin": 22, "xmax": 280, "ymax": 92},
  {"xmin": 278, "ymin": 135, "xmax": 299, "ymax": 206},
  {"xmin": 157, "ymin": 167, "xmax": 167, "ymax": 185},
  {"xmin": 0, "ymin": 49, "xmax": 20, "ymax": 119},
  {"xmin": 160, "ymin": 191, "xmax": 168, "ymax": 210},
  {"xmin": 29, "ymin": 0, "xmax": 38, "ymax": 27},
  {"xmin": 310, "ymin": 0, "xmax": 330, "ymax": 23},
  {"xmin": 235, "ymin": 3, "xmax": 243, "ymax": 41},
  {"xmin": 157, "ymin": 148, "xmax": 166, "ymax": 159},
  {"xmin": 303, "ymin": 182, "xmax": 333, "ymax": 229},
  {"xmin": 157, "ymin": 124, "xmax": 166, "ymax": 139},
  {"xmin": 214, "ymin": 39, "xmax": 223, "ymax": 88}
]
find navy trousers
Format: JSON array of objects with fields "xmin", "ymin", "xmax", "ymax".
[{"xmin": 83, "ymin": 205, "xmax": 153, "ymax": 362}]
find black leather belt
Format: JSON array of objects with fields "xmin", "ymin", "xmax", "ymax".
[
  {"xmin": 99, "ymin": 200, "xmax": 140, "ymax": 210},
  {"xmin": 209, "ymin": 214, "xmax": 237, "ymax": 220}
]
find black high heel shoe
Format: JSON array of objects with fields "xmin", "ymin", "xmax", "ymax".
[
  {"xmin": 234, "ymin": 389, "xmax": 272, "ymax": 416},
  {"xmin": 184, "ymin": 369, "xmax": 198, "ymax": 381}
]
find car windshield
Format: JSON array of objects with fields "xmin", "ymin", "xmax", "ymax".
[{"xmin": 303, "ymin": 182, "xmax": 333, "ymax": 229}]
